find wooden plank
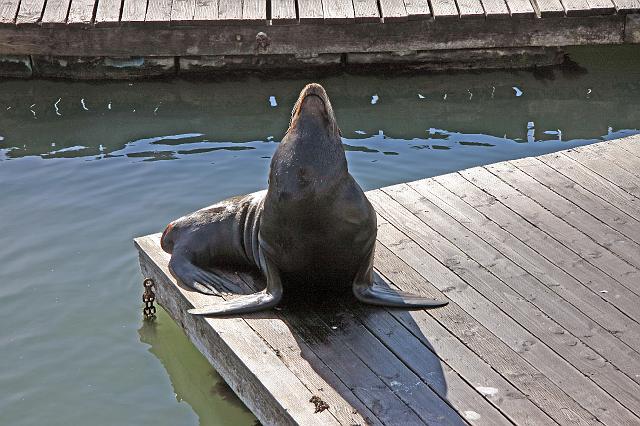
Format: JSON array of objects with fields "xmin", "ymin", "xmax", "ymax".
[
  {"xmin": 562, "ymin": 149, "xmax": 640, "ymax": 209},
  {"xmin": 120, "ymin": 0, "xmax": 147, "ymax": 22},
  {"xmin": 430, "ymin": 0, "xmax": 459, "ymax": 18},
  {"xmin": 589, "ymin": 143, "xmax": 640, "ymax": 179},
  {"xmin": 0, "ymin": 15, "xmax": 625, "ymax": 56},
  {"xmin": 459, "ymin": 168, "xmax": 640, "ymax": 344},
  {"xmin": 503, "ymin": 0, "xmax": 535, "ymax": 16},
  {"xmin": 217, "ymin": 0, "xmax": 241, "ymax": 21},
  {"xmin": 614, "ymin": 135, "xmax": 640, "ymax": 158},
  {"xmin": 479, "ymin": 0, "xmax": 510, "ymax": 18},
  {"xmin": 290, "ymin": 315, "xmax": 428, "ymax": 425},
  {"xmin": 271, "ymin": 0, "xmax": 297, "ymax": 23},
  {"xmin": 135, "ymin": 235, "xmax": 341, "ymax": 426},
  {"xmin": 584, "ymin": 0, "xmax": 615, "ymax": 14},
  {"xmin": 403, "ymin": 0, "xmax": 431, "ymax": 18},
  {"xmin": 559, "ymin": 0, "xmax": 595, "ymax": 16},
  {"xmin": 366, "ymin": 230, "xmax": 599, "ymax": 426},
  {"xmin": 40, "ymin": 0, "xmax": 71, "ymax": 24},
  {"xmin": 242, "ymin": 0, "xmax": 266, "ymax": 21},
  {"xmin": 372, "ymin": 189, "xmax": 640, "ymax": 423},
  {"xmin": 409, "ymin": 176, "xmax": 640, "ymax": 410},
  {"xmin": 170, "ymin": 0, "xmax": 195, "ymax": 23},
  {"xmin": 487, "ymin": 161, "xmax": 640, "ymax": 271},
  {"xmin": 513, "ymin": 156, "xmax": 640, "ymax": 245},
  {"xmin": 94, "ymin": 0, "xmax": 123, "ymax": 25},
  {"xmin": 531, "ymin": 0, "xmax": 565, "ymax": 16},
  {"xmin": 429, "ymin": 172, "xmax": 640, "ymax": 383},
  {"xmin": 456, "ymin": 0, "xmax": 484, "ymax": 18},
  {"xmin": 353, "ymin": 306, "xmax": 513, "ymax": 425},
  {"xmin": 610, "ymin": 0, "xmax": 640, "ymax": 12},
  {"xmin": 309, "ymin": 306, "xmax": 466, "ymax": 425},
  {"xmin": 16, "ymin": 0, "xmax": 46, "ymax": 24},
  {"xmin": 145, "ymin": 0, "xmax": 172, "ymax": 21},
  {"xmin": 321, "ymin": 0, "xmax": 354, "ymax": 21},
  {"xmin": 352, "ymin": 0, "xmax": 380, "ymax": 21},
  {"xmin": 379, "ymin": 0, "xmax": 409, "ymax": 21},
  {"xmin": 213, "ymin": 273, "xmax": 382, "ymax": 425},
  {"xmin": 297, "ymin": 0, "xmax": 323, "ymax": 22},
  {"xmin": 67, "ymin": 0, "xmax": 98, "ymax": 25},
  {"xmin": 462, "ymin": 165, "xmax": 640, "ymax": 299},
  {"xmin": 192, "ymin": 0, "xmax": 217, "ymax": 21},
  {"xmin": 538, "ymin": 152, "xmax": 640, "ymax": 219},
  {"xmin": 0, "ymin": 0, "xmax": 20, "ymax": 24}
]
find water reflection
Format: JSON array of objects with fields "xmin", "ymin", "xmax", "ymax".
[
  {"xmin": 1, "ymin": 46, "xmax": 639, "ymax": 164},
  {"xmin": 138, "ymin": 309, "xmax": 257, "ymax": 425}
]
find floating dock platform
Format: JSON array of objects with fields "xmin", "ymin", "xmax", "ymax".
[
  {"xmin": 0, "ymin": 0, "xmax": 639, "ymax": 77},
  {"xmin": 135, "ymin": 135, "xmax": 640, "ymax": 425}
]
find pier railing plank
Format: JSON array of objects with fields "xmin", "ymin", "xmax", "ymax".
[{"xmin": 135, "ymin": 135, "xmax": 640, "ymax": 426}]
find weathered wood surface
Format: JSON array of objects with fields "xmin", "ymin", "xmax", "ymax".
[
  {"xmin": 135, "ymin": 135, "xmax": 640, "ymax": 425},
  {"xmin": 0, "ymin": 15, "xmax": 634, "ymax": 57}
]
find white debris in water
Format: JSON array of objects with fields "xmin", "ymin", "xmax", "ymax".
[
  {"xmin": 30, "ymin": 104, "xmax": 36, "ymax": 118},
  {"xmin": 6, "ymin": 106, "xmax": 11, "ymax": 110},
  {"xmin": 354, "ymin": 130, "xmax": 366, "ymax": 135},
  {"xmin": 467, "ymin": 89, "xmax": 473, "ymax": 100},
  {"xmin": 476, "ymin": 386, "xmax": 499, "ymax": 396},
  {"xmin": 54, "ymin": 98, "xmax": 62, "ymax": 116},
  {"xmin": 599, "ymin": 290, "xmax": 608, "ymax": 293},
  {"xmin": 443, "ymin": 93, "xmax": 447, "ymax": 100},
  {"xmin": 587, "ymin": 88, "xmax": 592, "ymax": 97},
  {"xmin": 50, "ymin": 145, "xmax": 87, "ymax": 154},
  {"xmin": 267, "ymin": 136, "xmax": 274, "ymax": 141},
  {"xmin": 331, "ymin": 326, "xmax": 337, "ymax": 330},
  {"xmin": 99, "ymin": 144, "xmax": 105, "ymax": 152},
  {"xmin": 491, "ymin": 86, "xmax": 496, "ymax": 98},
  {"xmin": 512, "ymin": 86, "xmax": 523, "ymax": 97},
  {"xmin": 371, "ymin": 94, "xmax": 379, "ymax": 105},
  {"xmin": 0, "ymin": 136, "xmax": 4, "ymax": 141},
  {"xmin": 269, "ymin": 96, "xmax": 277, "ymax": 107},
  {"xmin": 417, "ymin": 94, "xmax": 425, "ymax": 99},
  {"xmin": 464, "ymin": 411, "xmax": 481, "ymax": 421},
  {"xmin": 107, "ymin": 102, "xmax": 112, "ymax": 110},
  {"xmin": 51, "ymin": 142, "xmax": 55, "ymax": 147},
  {"xmin": 153, "ymin": 104, "xmax": 160, "ymax": 114},
  {"xmin": 80, "ymin": 98, "xmax": 89, "ymax": 111},
  {"xmin": 527, "ymin": 121, "xmax": 535, "ymax": 143}
]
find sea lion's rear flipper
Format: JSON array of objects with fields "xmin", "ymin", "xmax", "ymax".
[
  {"xmin": 352, "ymin": 246, "xmax": 448, "ymax": 309},
  {"xmin": 169, "ymin": 251, "xmax": 233, "ymax": 296},
  {"xmin": 188, "ymin": 251, "xmax": 283, "ymax": 316}
]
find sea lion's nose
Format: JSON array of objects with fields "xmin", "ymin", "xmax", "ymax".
[{"xmin": 300, "ymin": 94, "xmax": 325, "ymax": 114}]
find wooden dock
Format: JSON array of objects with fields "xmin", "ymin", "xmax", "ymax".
[
  {"xmin": 0, "ymin": 0, "xmax": 639, "ymax": 77},
  {"xmin": 135, "ymin": 134, "xmax": 640, "ymax": 425}
]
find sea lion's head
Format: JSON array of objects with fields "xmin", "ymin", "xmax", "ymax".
[
  {"xmin": 287, "ymin": 83, "xmax": 341, "ymax": 140},
  {"xmin": 267, "ymin": 83, "xmax": 347, "ymax": 202}
]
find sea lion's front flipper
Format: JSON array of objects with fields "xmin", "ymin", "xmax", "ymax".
[
  {"xmin": 352, "ymin": 245, "xmax": 448, "ymax": 309},
  {"xmin": 169, "ymin": 250, "xmax": 233, "ymax": 296},
  {"xmin": 188, "ymin": 251, "xmax": 283, "ymax": 316}
]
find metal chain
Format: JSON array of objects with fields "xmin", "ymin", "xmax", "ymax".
[{"xmin": 142, "ymin": 278, "xmax": 157, "ymax": 320}]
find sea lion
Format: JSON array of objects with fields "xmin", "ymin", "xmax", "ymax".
[{"xmin": 161, "ymin": 83, "xmax": 448, "ymax": 315}]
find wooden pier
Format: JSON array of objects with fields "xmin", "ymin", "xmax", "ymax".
[
  {"xmin": 135, "ymin": 135, "xmax": 640, "ymax": 425},
  {"xmin": 0, "ymin": 0, "xmax": 639, "ymax": 77}
]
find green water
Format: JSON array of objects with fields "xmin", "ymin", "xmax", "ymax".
[{"xmin": 1, "ymin": 45, "xmax": 639, "ymax": 426}]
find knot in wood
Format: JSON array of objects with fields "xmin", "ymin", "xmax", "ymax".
[{"xmin": 256, "ymin": 32, "xmax": 271, "ymax": 51}]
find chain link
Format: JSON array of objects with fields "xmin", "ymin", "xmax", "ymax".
[{"xmin": 142, "ymin": 278, "xmax": 157, "ymax": 320}]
